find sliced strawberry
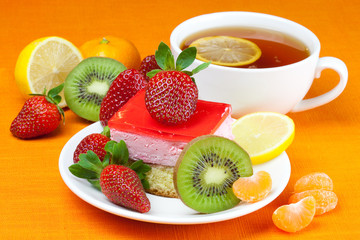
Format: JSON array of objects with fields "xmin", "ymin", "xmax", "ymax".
[{"xmin": 99, "ymin": 69, "xmax": 147, "ymax": 126}]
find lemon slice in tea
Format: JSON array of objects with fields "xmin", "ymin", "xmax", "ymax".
[{"xmin": 189, "ymin": 36, "xmax": 261, "ymax": 67}]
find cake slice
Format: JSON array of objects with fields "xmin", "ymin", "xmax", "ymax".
[
  {"xmin": 108, "ymin": 89, "xmax": 234, "ymax": 166},
  {"xmin": 108, "ymin": 89, "xmax": 234, "ymax": 197}
]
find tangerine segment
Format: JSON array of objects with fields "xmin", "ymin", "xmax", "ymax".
[
  {"xmin": 189, "ymin": 36, "xmax": 261, "ymax": 67},
  {"xmin": 232, "ymin": 171, "xmax": 272, "ymax": 203},
  {"xmin": 294, "ymin": 172, "xmax": 333, "ymax": 193},
  {"xmin": 289, "ymin": 189, "xmax": 338, "ymax": 215},
  {"xmin": 272, "ymin": 196, "xmax": 316, "ymax": 233}
]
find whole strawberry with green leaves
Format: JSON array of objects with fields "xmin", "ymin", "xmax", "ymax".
[
  {"xmin": 69, "ymin": 140, "xmax": 151, "ymax": 213},
  {"xmin": 10, "ymin": 84, "xmax": 65, "ymax": 139},
  {"xmin": 145, "ymin": 42, "xmax": 210, "ymax": 125}
]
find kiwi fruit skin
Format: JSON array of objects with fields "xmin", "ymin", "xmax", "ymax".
[
  {"xmin": 174, "ymin": 135, "xmax": 253, "ymax": 214},
  {"xmin": 64, "ymin": 57, "xmax": 126, "ymax": 121}
]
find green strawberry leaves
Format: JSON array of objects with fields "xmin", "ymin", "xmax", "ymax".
[
  {"xmin": 176, "ymin": 46, "xmax": 197, "ymax": 71},
  {"xmin": 30, "ymin": 83, "xmax": 65, "ymax": 122},
  {"xmin": 147, "ymin": 42, "xmax": 211, "ymax": 79},
  {"xmin": 69, "ymin": 139, "xmax": 151, "ymax": 190}
]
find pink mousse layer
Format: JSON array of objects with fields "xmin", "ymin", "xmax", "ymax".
[
  {"xmin": 110, "ymin": 115, "xmax": 234, "ymax": 166},
  {"xmin": 108, "ymin": 89, "xmax": 234, "ymax": 167}
]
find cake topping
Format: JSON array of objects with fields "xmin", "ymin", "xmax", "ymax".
[
  {"xmin": 144, "ymin": 42, "xmax": 210, "ymax": 125},
  {"xmin": 108, "ymin": 89, "xmax": 232, "ymax": 142}
]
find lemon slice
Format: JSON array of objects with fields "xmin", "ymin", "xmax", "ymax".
[
  {"xmin": 232, "ymin": 112, "xmax": 295, "ymax": 164},
  {"xmin": 189, "ymin": 36, "xmax": 261, "ymax": 67},
  {"xmin": 15, "ymin": 36, "xmax": 83, "ymax": 108}
]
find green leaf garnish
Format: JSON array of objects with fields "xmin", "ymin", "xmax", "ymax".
[
  {"xmin": 101, "ymin": 126, "xmax": 111, "ymax": 138},
  {"xmin": 69, "ymin": 139, "xmax": 151, "ymax": 190},
  {"xmin": 146, "ymin": 69, "xmax": 162, "ymax": 79},
  {"xmin": 191, "ymin": 61, "xmax": 212, "ymax": 75},
  {"xmin": 176, "ymin": 47, "xmax": 197, "ymax": 71},
  {"xmin": 155, "ymin": 42, "xmax": 173, "ymax": 70},
  {"xmin": 68, "ymin": 164, "xmax": 99, "ymax": 179},
  {"xmin": 152, "ymin": 42, "xmax": 210, "ymax": 79},
  {"xmin": 48, "ymin": 83, "xmax": 64, "ymax": 98}
]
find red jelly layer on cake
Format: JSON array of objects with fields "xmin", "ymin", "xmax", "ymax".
[{"xmin": 108, "ymin": 89, "xmax": 232, "ymax": 142}]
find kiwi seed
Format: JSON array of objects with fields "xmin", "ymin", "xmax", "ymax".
[
  {"xmin": 174, "ymin": 135, "xmax": 253, "ymax": 213},
  {"xmin": 64, "ymin": 57, "xmax": 126, "ymax": 121}
]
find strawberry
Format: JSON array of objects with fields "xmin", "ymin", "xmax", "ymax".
[
  {"xmin": 138, "ymin": 55, "xmax": 160, "ymax": 81},
  {"xmin": 69, "ymin": 140, "xmax": 151, "ymax": 213},
  {"xmin": 10, "ymin": 84, "xmax": 65, "ymax": 139},
  {"xmin": 99, "ymin": 69, "xmax": 147, "ymax": 126},
  {"xmin": 73, "ymin": 127, "xmax": 111, "ymax": 163},
  {"xmin": 100, "ymin": 165, "xmax": 150, "ymax": 213},
  {"xmin": 145, "ymin": 42, "xmax": 210, "ymax": 125}
]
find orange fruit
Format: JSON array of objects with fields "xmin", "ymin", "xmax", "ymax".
[
  {"xmin": 80, "ymin": 36, "xmax": 141, "ymax": 69},
  {"xmin": 289, "ymin": 189, "xmax": 338, "ymax": 215},
  {"xmin": 232, "ymin": 171, "xmax": 272, "ymax": 203},
  {"xmin": 294, "ymin": 172, "xmax": 333, "ymax": 193},
  {"xmin": 272, "ymin": 196, "xmax": 316, "ymax": 233}
]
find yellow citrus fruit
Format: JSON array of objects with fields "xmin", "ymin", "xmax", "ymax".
[
  {"xmin": 189, "ymin": 36, "xmax": 261, "ymax": 67},
  {"xmin": 80, "ymin": 36, "xmax": 141, "ymax": 69},
  {"xmin": 272, "ymin": 196, "xmax": 316, "ymax": 233},
  {"xmin": 15, "ymin": 36, "xmax": 83, "ymax": 108},
  {"xmin": 232, "ymin": 112, "xmax": 295, "ymax": 164},
  {"xmin": 232, "ymin": 170, "xmax": 272, "ymax": 203}
]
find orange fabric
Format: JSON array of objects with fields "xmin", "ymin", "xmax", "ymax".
[{"xmin": 1, "ymin": 0, "xmax": 359, "ymax": 239}]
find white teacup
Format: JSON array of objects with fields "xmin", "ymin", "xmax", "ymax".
[{"xmin": 170, "ymin": 11, "xmax": 348, "ymax": 118}]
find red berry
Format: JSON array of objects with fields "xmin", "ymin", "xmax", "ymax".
[
  {"xmin": 73, "ymin": 133, "xmax": 110, "ymax": 163},
  {"xmin": 145, "ymin": 70, "xmax": 198, "ymax": 125},
  {"xmin": 100, "ymin": 69, "xmax": 147, "ymax": 126},
  {"xmin": 100, "ymin": 165, "xmax": 151, "ymax": 213},
  {"xmin": 10, "ymin": 96, "xmax": 63, "ymax": 139},
  {"xmin": 138, "ymin": 55, "xmax": 160, "ymax": 81}
]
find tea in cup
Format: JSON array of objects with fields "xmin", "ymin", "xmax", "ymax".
[{"xmin": 170, "ymin": 12, "xmax": 348, "ymax": 118}]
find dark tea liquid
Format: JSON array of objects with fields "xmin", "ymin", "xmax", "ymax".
[{"xmin": 181, "ymin": 27, "xmax": 310, "ymax": 68}]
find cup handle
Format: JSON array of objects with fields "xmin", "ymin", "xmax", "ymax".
[{"xmin": 291, "ymin": 57, "xmax": 348, "ymax": 112}]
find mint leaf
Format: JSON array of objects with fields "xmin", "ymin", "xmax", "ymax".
[{"xmin": 176, "ymin": 47, "xmax": 197, "ymax": 71}]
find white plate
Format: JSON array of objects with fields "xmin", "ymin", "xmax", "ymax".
[{"xmin": 59, "ymin": 122, "xmax": 291, "ymax": 225}]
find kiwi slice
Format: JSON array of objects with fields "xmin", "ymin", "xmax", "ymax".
[
  {"xmin": 64, "ymin": 57, "xmax": 126, "ymax": 121},
  {"xmin": 174, "ymin": 135, "xmax": 253, "ymax": 213}
]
